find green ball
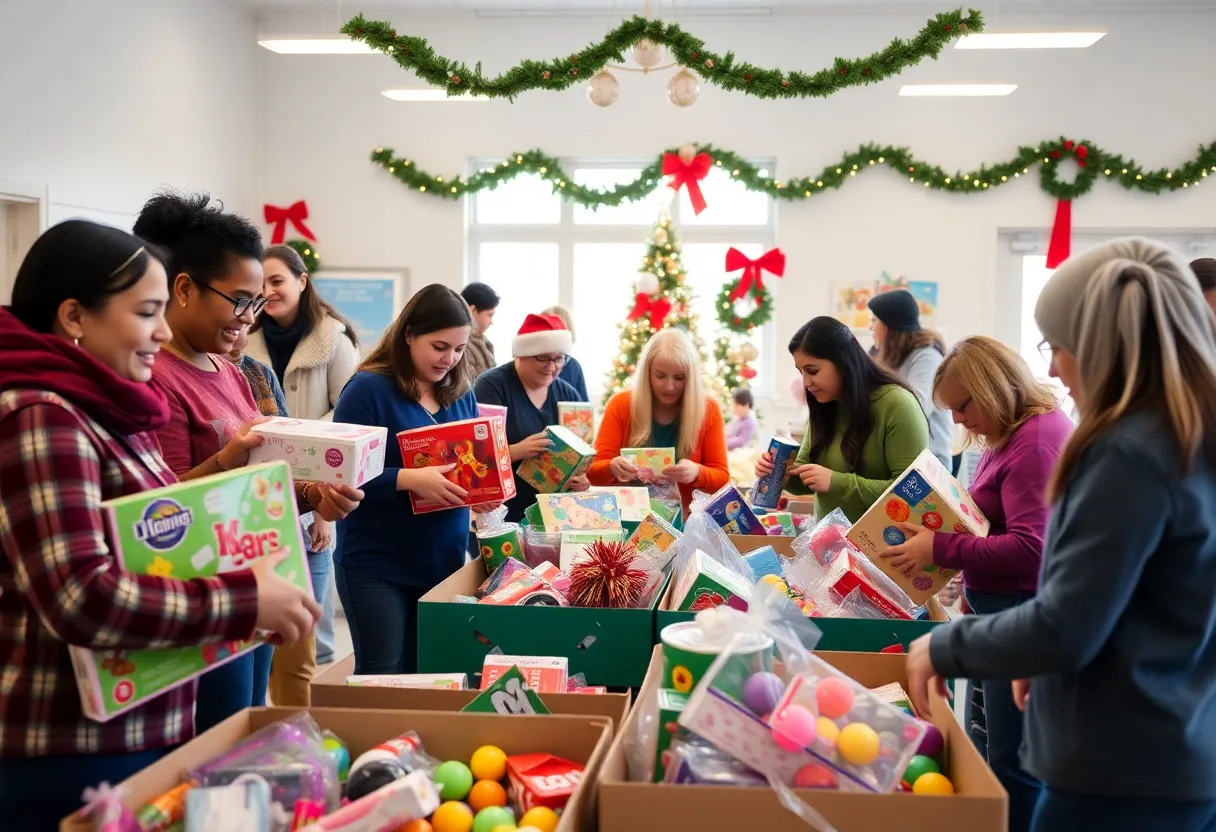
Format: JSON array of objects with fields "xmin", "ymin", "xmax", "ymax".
[
  {"xmin": 472, "ymin": 805, "xmax": 515, "ymax": 832},
  {"xmin": 433, "ymin": 760, "xmax": 474, "ymax": 800},
  {"xmin": 902, "ymin": 754, "xmax": 940, "ymax": 786}
]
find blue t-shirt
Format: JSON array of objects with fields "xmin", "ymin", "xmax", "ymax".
[
  {"xmin": 333, "ymin": 371, "xmax": 477, "ymax": 589},
  {"xmin": 474, "ymin": 362, "xmax": 581, "ymax": 522},
  {"xmin": 558, "ymin": 356, "xmax": 590, "ymax": 402}
]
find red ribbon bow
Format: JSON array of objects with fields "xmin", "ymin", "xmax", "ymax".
[
  {"xmin": 726, "ymin": 247, "xmax": 786, "ymax": 302},
  {"xmin": 1045, "ymin": 141, "xmax": 1089, "ymax": 269},
  {"xmin": 629, "ymin": 293, "xmax": 672, "ymax": 330},
  {"xmin": 662, "ymin": 150, "xmax": 713, "ymax": 215},
  {"xmin": 263, "ymin": 201, "xmax": 316, "ymax": 245}
]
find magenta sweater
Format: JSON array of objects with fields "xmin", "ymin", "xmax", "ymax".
[{"xmin": 933, "ymin": 408, "xmax": 1073, "ymax": 593}]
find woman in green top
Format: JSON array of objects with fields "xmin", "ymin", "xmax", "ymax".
[{"xmin": 757, "ymin": 316, "xmax": 930, "ymax": 521}]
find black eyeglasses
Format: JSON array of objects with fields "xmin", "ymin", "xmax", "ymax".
[
  {"xmin": 198, "ymin": 280, "xmax": 268, "ymax": 318},
  {"xmin": 530, "ymin": 355, "xmax": 567, "ymax": 369},
  {"xmin": 1037, "ymin": 340, "xmax": 1053, "ymax": 364}
]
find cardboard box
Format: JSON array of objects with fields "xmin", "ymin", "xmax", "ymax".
[
  {"xmin": 622, "ymin": 447, "xmax": 676, "ymax": 480},
  {"xmin": 701, "ymin": 483, "xmax": 765, "ymax": 536},
  {"xmin": 418, "ymin": 560, "xmax": 661, "ymax": 688},
  {"xmin": 397, "ymin": 416, "xmax": 516, "ymax": 513},
  {"xmin": 670, "ymin": 549, "xmax": 754, "ymax": 612},
  {"xmin": 73, "ymin": 463, "xmax": 310, "ymax": 722},
  {"xmin": 312, "ymin": 655, "xmax": 632, "ymax": 734},
  {"xmin": 536, "ymin": 491, "xmax": 622, "ymax": 532},
  {"xmin": 560, "ymin": 529, "xmax": 627, "ymax": 572},
  {"xmin": 558, "ymin": 401, "xmax": 595, "ymax": 443},
  {"xmin": 248, "ymin": 417, "xmax": 387, "ymax": 486},
  {"xmin": 848, "ymin": 449, "xmax": 986, "ymax": 604},
  {"xmin": 60, "ymin": 707, "xmax": 612, "ymax": 832},
  {"xmin": 657, "ymin": 536, "xmax": 950, "ymax": 653},
  {"xmin": 742, "ymin": 545, "xmax": 784, "ymax": 581},
  {"xmin": 482, "ymin": 655, "xmax": 569, "ymax": 694},
  {"xmin": 598, "ymin": 648, "xmax": 1007, "ymax": 832},
  {"xmin": 516, "ymin": 425, "xmax": 596, "ymax": 494}
]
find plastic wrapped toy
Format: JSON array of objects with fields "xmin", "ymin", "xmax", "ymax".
[
  {"xmin": 78, "ymin": 783, "xmax": 140, "ymax": 832},
  {"xmin": 662, "ymin": 737, "xmax": 767, "ymax": 786}
]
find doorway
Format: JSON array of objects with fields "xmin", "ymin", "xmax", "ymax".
[{"xmin": 0, "ymin": 183, "xmax": 47, "ymax": 306}]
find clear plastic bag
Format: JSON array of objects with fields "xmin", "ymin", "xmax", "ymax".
[
  {"xmin": 786, "ymin": 531, "xmax": 920, "ymax": 621},
  {"xmin": 791, "ymin": 508, "xmax": 852, "ymax": 566},
  {"xmin": 663, "ymin": 736, "xmax": 767, "ymax": 786},
  {"xmin": 671, "ymin": 508, "xmax": 753, "ymax": 583},
  {"xmin": 520, "ymin": 522, "xmax": 561, "ymax": 568}
]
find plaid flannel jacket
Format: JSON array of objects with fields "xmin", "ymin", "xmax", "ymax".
[{"xmin": 0, "ymin": 390, "xmax": 260, "ymax": 758}]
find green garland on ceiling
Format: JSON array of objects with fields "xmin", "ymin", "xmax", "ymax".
[
  {"xmin": 370, "ymin": 139, "xmax": 1216, "ymax": 205},
  {"xmin": 341, "ymin": 8, "xmax": 982, "ymax": 101}
]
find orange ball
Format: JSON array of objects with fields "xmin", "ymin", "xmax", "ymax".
[
  {"xmin": 399, "ymin": 822, "xmax": 433, "ymax": 832},
  {"xmin": 467, "ymin": 779, "xmax": 508, "ymax": 812},
  {"xmin": 430, "ymin": 802, "xmax": 474, "ymax": 832}
]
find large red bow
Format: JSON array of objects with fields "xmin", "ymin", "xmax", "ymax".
[
  {"xmin": 263, "ymin": 201, "xmax": 316, "ymax": 245},
  {"xmin": 662, "ymin": 151, "xmax": 713, "ymax": 215},
  {"xmin": 726, "ymin": 247, "xmax": 786, "ymax": 302},
  {"xmin": 629, "ymin": 293, "xmax": 672, "ymax": 330}
]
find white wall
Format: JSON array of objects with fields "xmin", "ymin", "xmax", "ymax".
[{"xmin": 0, "ymin": 0, "xmax": 263, "ymax": 229}]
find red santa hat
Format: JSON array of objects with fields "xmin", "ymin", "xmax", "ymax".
[{"xmin": 512, "ymin": 313, "xmax": 573, "ymax": 358}]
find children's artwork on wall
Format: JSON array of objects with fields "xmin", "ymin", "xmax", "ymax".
[{"xmin": 831, "ymin": 272, "xmax": 938, "ymax": 333}]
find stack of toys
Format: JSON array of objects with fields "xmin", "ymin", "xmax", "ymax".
[
  {"xmin": 398, "ymin": 416, "xmax": 516, "ymax": 514},
  {"xmin": 249, "ymin": 417, "xmax": 387, "ymax": 487}
]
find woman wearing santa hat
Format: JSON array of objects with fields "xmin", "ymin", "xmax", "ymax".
[{"xmin": 474, "ymin": 313, "xmax": 591, "ymax": 522}]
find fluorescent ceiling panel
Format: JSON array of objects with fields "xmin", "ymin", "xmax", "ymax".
[
  {"xmin": 955, "ymin": 30, "xmax": 1106, "ymax": 50},
  {"xmin": 381, "ymin": 89, "xmax": 489, "ymax": 102},
  {"xmin": 899, "ymin": 84, "xmax": 1017, "ymax": 97},
  {"xmin": 258, "ymin": 38, "xmax": 375, "ymax": 54}
]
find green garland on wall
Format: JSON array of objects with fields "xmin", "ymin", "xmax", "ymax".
[
  {"xmin": 341, "ymin": 9, "xmax": 982, "ymax": 101},
  {"xmin": 370, "ymin": 139, "xmax": 1216, "ymax": 204}
]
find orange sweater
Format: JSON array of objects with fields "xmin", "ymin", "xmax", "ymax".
[{"xmin": 588, "ymin": 390, "xmax": 731, "ymax": 515}]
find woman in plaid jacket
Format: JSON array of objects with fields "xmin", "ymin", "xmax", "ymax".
[{"xmin": 0, "ymin": 221, "xmax": 322, "ymax": 829}]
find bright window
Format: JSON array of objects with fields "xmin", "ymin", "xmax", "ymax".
[
  {"xmin": 474, "ymin": 174, "xmax": 561, "ymax": 225},
  {"xmin": 475, "ymin": 243, "xmax": 559, "ymax": 359},
  {"xmin": 1019, "ymin": 254, "xmax": 1074, "ymax": 414}
]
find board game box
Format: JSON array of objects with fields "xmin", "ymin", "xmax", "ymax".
[
  {"xmin": 535, "ymin": 492, "xmax": 622, "ymax": 533},
  {"xmin": 515, "ymin": 425, "xmax": 595, "ymax": 494},
  {"xmin": 249, "ymin": 417, "xmax": 387, "ymax": 487},
  {"xmin": 397, "ymin": 416, "xmax": 516, "ymax": 513}
]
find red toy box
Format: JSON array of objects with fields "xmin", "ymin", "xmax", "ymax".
[
  {"xmin": 506, "ymin": 753, "xmax": 585, "ymax": 813},
  {"xmin": 397, "ymin": 416, "xmax": 516, "ymax": 514}
]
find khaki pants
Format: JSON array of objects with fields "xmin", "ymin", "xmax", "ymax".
[{"xmin": 268, "ymin": 634, "xmax": 316, "ymax": 707}]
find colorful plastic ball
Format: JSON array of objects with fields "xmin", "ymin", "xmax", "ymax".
[
  {"xmin": 902, "ymin": 755, "xmax": 940, "ymax": 786},
  {"xmin": 793, "ymin": 762, "xmax": 839, "ymax": 789},
  {"xmin": 742, "ymin": 672, "xmax": 786, "ymax": 716},
  {"xmin": 431, "ymin": 801, "xmax": 474, "ymax": 832},
  {"xmin": 323, "ymin": 735, "xmax": 351, "ymax": 781},
  {"xmin": 518, "ymin": 807, "xmax": 559, "ymax": 832},
  {"xmin": 815, "ymin": 677, "xmax": 855, "ymax": 719},
  {"xmin": 912, "ymin": 772, "xmax": 955, "ymax": 795},
  {"xmin": 434, "ymin": 761, "xmax": 475, "ymax": 801},
  {"xmin": 490, "ymin": 826, "xmax": 516, "ymax": 832},
  {"xmin": 472, "ymin": 806, "xmax": 516, "ymax": 832},
  {"xmin": 837, "ymin": 722, "xmax": 881, "ymax": 766},
  {"xmin": 470, "ymin": 745, "xmax": 508, "ymax": 782},
  {"xmin": 815, "ymin": 716, "xmax": 840, "ymax": 748},
  {"xmin": 399, "ymin": 821, "xmax": 433, "ymax": 832},
  {"xmin": 467, "ymin": 780, "xmax": 508, "ymax": 812},
  {"xmin": 917, "ymin": 722, "xmax": 945, "ymax": 759},
  {"xmin": 770, "ymin": 703, "xmax": 817, "ymax": 751}
]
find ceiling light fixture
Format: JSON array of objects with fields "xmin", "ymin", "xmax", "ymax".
[
  {"xmin": 899, "ymin": 84, "xmax": 1017, "ymax": 97},
  {"xmin": 258, "ymin": 38, "xmax": 375, "ymax": 55},
  {"xmin": 381, "ymin": 89, "xmax": 489, "ymax": 102},
  {"xmin": 954, "ymin": 29, "xmax": 1106, "ymax": 50}
]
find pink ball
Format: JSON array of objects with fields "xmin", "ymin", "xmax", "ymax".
[
  {"xmin": 771, "ymin": 704, "xmax": 817, "ymax": 752},
  {"xmin": 917, "ymin": 721, "xmax": 944, "ymax": 759},
  {"xmin": 815, "ymin": 677, "xmax": 855, "ymax": 720}
]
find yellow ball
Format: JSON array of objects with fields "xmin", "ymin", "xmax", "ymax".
[
  {"xmin": 517, "ymin": 807, "xmax": 559, "ymax": 832},
  {"xmin": 836, "ymin": 722, "xmax": 880, "ymax": 766},
  {"xmin": 912, "ymin": 772, "xmax": 956, "ymax": 796},
  {"xmin": 431, "ymin": 801, "xmax": 474, "ymax": 832},
  {"xmin": 470, "ymin": 745, "xmax": 508, "ymax": 781},
  {"xmin": 490, "ymin": 826, "xmax": 517, "ymax": 832},
  {"xmin": 816, "ymin": 717, "xmax": 840, "ymax": 746},
  {"xmin": 759, "ymin": 574, "xmax": 787, "ymax": 592}
]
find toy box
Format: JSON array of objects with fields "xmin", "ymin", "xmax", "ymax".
[
  {"xmin": 824, "ymin": 549, "xmax": 917, "ymax": 620},
  {"xmin": 516, "ymin": 425, "xmax": 595, "ymax": 494},
  {"xmin": 478, "ymin": 402, "xmax": 508, "ymax": 420},
  {"xmin": 248, "ymin": 417, "xmax": 387, "ymax": 487},
  {"xmin": 397, "ymin": 416, "xmax": 516, "ymax": 513},
  {"xmin": 627, "ymin": 512, "xmax": 681, "ymax": 568},
  {"xmin": 701, "ymin": 483, "xmax": 765, "ymax": 536},
  {"xmin": 621, "ymin": 447, "xmax": 676, "ymax": 482},
  {"xmin": 535, "ymin": 492, "xmax": 622, "ymax": 533},
  {"xmin": 671, "ymin": 549, "xmax": 754, "ymax": 612},
  {"xmin": 506, "ymin": 753, "xmax": 585, "ymax": 813},
  {"xmin": 743, "ymin": 545, "xmax": 785, "ymax": 582},
  {"xmin": 750, "ymin": 436, "xmax": 801, "ymax": 509},
  {"xmin": 71, "ymin": 463, "xmax": 310, "ymax": 722},
  {"xmin": 481, "ymin": 655, "xmax": 569, "ymax": 694},
  {"xmin": 558, "ymin": 402, "xmax": 595, "ymax": 444},
  {"xmin": 756, "ymin": 511, "xmax": 797, "ymax": 536},
  {"xmin": 589, "ymin": 486, "xmax": 652, "ymax": 522},
  {"xmin": 560, "ymin": 529, "xmax": 627, "ymax": 572},
  {"xmin": 847, "ymin": 449, "xmax": 986, "ymax": 604},
  {"xmin": 346, "ymin": 673, "xmax": 468, "ymax": 689}
]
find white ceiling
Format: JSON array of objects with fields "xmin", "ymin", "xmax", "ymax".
[{"xmin": 233, "ymin": 0, "xmax": 1216, "ymax": 13}]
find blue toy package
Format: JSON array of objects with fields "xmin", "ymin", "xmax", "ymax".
[
  {"xmin": 744, "ymin": 545, "xmax": 785, "ymax": 582},
  {"xmin": 702, "ymin": 483, "xmax": 765, "ymax": 536},
  {"xmin": 750, "ymin": 437, "xmax": 801, "ymax": 509}
]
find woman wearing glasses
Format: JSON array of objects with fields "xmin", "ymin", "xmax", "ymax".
[
  {"xmin": 881, "ymin": 336, "xmax": 1071, "ymax": 832},
  {"xmin": 473, "ymin": 313, "xmax": 590, "ymax": 522},
  {"xmin": 134, "ymin": 191, "xmax": 363, "ymax": 729}
]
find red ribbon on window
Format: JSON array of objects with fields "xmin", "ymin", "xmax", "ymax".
[
  {"xmin": 629, "ymin": 292, "xmax": 672, "ymax": 330},
  {"xmin": 726, "ymin": 246, "xmax": 786, "ymax": 302},
  {"xmin": 263, "ymin": 200, "xmax": 317, "ymax": 245},
  {"xmin": 662, "ymin": 150, "xmax": 713, "ymax": 215}
]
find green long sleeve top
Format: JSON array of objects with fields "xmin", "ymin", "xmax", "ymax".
[{"xmin": 786, "ymin": 384, "xmax": 930, "ymax": 522}]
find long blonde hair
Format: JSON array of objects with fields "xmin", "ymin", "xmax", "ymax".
[
  {"xmin": 628, "ymin": 328, "xmax": 709, "ymax": 460},
  {"xmin": 541, "ymin": 305, "xmax": 575, "ymax": 342},
  {"xmin": 933, "ymin": 336, "xmax": 1057, "ymax": 448},
  {"xmin": 1039, "ymin": 238, "xmax": 1216, "ymax": 501}
]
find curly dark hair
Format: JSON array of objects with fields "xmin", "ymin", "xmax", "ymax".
[{"xmin": 132, "ymin": 189, "xmax": 263, "ymax": 285}]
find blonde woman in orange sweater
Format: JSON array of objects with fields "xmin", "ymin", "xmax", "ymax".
[{"xmin": 589, "ymin": 328, "xmax": 730, "ymax": 518}]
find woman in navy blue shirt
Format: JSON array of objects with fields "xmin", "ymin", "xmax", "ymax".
[{"xmin": 334, "ymin": 284, "xmax": 499, "ymax": 674}]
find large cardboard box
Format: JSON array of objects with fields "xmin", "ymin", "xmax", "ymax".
[
  {"xmin": 656, "ymin": 535, "xmax": 948, "ymax": 653},
  {"xmin": 312, "ymin": 655, "xmax": 632, "ymax": 734},
  {"xmin": 417, "ymin": 560, "xmax": 663, "ymax": 688},
  {"xmin": 60, "ymin": 707, "xmax": 612, "ymax": 832},
  {"xmin": 598, "ymin": 648, "xmax": 1007, "ymax": 832}
]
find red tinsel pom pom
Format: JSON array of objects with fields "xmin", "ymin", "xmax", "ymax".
[{"xmin": 568, "ymin": 539, "xmax": 648, "ymax": 609}]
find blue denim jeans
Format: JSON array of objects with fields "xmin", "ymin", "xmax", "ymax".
[
  {"xmin": 965, "ymin": 588, "xmax": 1041, "ymax": 832},
  {"xmin": 1032, "ymin": 787, "xmax": 1216, "ymax": 832},
  {"xmin": 194, "ymin": 643, "xmax": 274, "ymax": 734},
  {"xmin": 309, "ymin": 544, "xmax": 335, "ymax": 664},
  {"xmin": 335, "ymin": 563, "xmax": 425, "ymax": 675}
]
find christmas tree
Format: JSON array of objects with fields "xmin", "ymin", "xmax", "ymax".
[{"xmin": 603, "ymin": 213, "xmax": 710, "ymax": 405}]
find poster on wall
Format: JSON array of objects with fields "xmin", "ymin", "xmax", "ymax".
[
  {"xmin": 310, "ymin": 270, "xmax": 406, "ymax": 354},
  {"xmin": 831, "ymin": 272, "xmax": 938, "ymax": 333}
]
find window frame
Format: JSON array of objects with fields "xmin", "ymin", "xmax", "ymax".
[{"xmin": 466, "ymin": 156, "xmax": 779, "ymax": 399}]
